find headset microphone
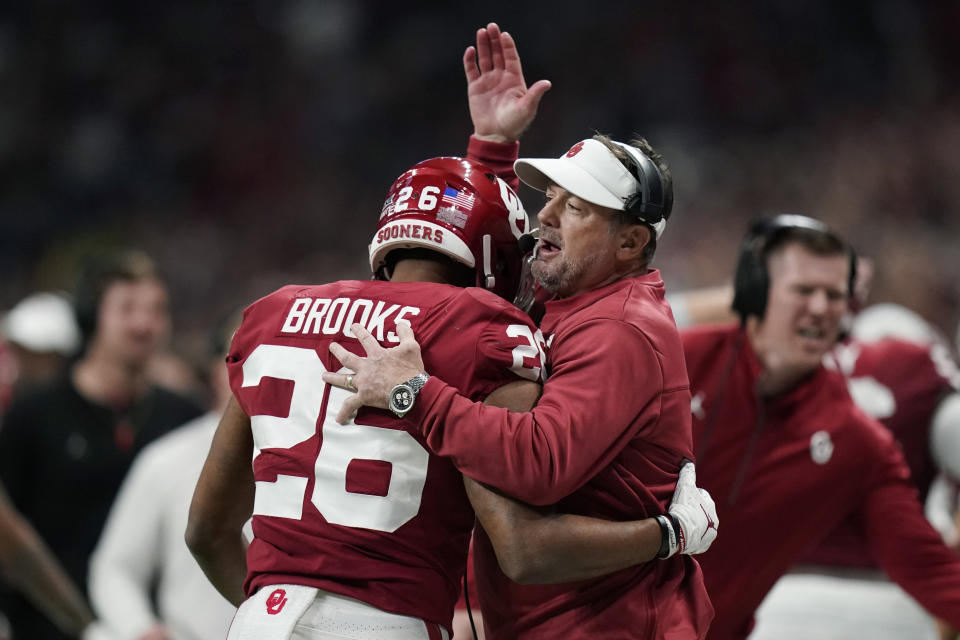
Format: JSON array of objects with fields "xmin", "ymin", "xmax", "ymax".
[
  {"xmin": 518, "ymin": 229, "xmax": 539, "ymax": 254},
  {"xmin": 513, "ymin": 228, "xmax": 540, "ymax": 314}
]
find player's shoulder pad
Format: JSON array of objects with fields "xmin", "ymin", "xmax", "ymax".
[
  {"xmin": 241, "ymin": 283, "xmax": 301, "ymax": 313},
  {"xmin": 243, "ymin": 283, "xmax": 327, "ymax": 321},
  {"xmin": 456, "ymin": 287, "xmax": 534, "ymax": 324}
]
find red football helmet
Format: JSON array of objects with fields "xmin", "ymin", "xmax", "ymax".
[{"xmin": 369, "ymin": 157, "xmax": 529, "ymax": 300}]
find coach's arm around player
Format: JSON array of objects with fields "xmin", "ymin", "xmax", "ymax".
[
  {"xmin": 329, "ymin": 322, "xmax": 719, "ymax": 586},
  {"xmin": 466, "ymin": 459, "xmax": 717, "ymax": 584}
]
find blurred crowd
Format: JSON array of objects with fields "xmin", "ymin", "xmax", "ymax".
[{"xmin": 1, "ymin": 0, "xmax": 959, "ymax": 363}]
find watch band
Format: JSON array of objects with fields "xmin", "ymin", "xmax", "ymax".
[{"xmin": 406, "ymin": 372, "xmax": 430, "ymax": 395}]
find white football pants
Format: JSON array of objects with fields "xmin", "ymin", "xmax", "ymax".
[
  {"xmin": 228, "ymin": 585, "xmax": 450, "ymax": 640},
  {"xmin": 750, "ymin": 569, "xmax": 937, "ymax": 640}
]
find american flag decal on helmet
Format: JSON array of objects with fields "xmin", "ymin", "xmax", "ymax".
[
  {"xmin": 380, "ymin": 195, "xmax": 394, "ymax": 219},
  {"xmin": 440, "ymin": 186, "xmax": 475, "ymax": 210}
]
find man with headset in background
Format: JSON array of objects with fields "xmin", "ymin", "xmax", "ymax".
[
  {"xmin": 676, "ymin": 214, "xmax": 960, "ymax": 639},
  {"xmin": 665, "ymin": 226, "xmax": 960, "ymax": 639},
  {"xmin": 757, "ymin": 302, "xmax": 960, "ymax": 640}
]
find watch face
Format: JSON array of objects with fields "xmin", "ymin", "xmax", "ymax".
[{"xmin": 390, "ymin": 385, "xmax": 414, "ymax": 414}]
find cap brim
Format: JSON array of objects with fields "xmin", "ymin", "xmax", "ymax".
[{"xmin": 515, "ymin": 158, "xmax": 625, "ymax": 210}]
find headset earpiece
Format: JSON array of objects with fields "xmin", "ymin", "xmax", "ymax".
[
  {"xmin": 616, "ymin": 143, "xmax": 671, "ymax": 225},
  {"xmin": 731, "ymin": 214, "xmax": 857, "ymax": 324}
]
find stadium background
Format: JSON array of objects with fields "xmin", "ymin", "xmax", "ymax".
[{"xmin": 2, "ymin": 0, "xmax": 958, "ymax": 364}]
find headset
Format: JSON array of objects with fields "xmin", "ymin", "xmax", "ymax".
[
  {"xmin": 72, "ymin": 250, "xmax": 161, "ymax": 346},
  {"xmin": 731, "ymin": 214, "xmax": 857, "ymax": 322},
  {"xmin": 617, "ymin": 143, "xmax": 673, "ymax": 227},
  {"xmin": 73, "ymin": 256, "xmax": 112, "ymax": 345}
]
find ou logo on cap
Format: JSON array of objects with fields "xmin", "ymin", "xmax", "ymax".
[{"xmin": 565, "ymin": 142, "xmax": 585, "ymax": 158}]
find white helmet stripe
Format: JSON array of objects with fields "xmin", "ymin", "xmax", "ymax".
[
  {"xmin": 369, "ymin": 219, "xmax": 475, "ymax": 272},
  {"xmin": 482, "ymin": 234, "xmax": 495, "ymax": 289}
]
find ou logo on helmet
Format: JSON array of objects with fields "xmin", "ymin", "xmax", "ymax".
[{"xmin": 496, "ymin": 178, "xmax": 527, "ymax": 238}]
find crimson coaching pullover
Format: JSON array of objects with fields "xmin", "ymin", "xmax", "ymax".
[
  {"xmin": 409, "ymin": 273, "xmax": 712, "ymax": 639},
  {"xmin": 682, "ymin": 324, "xmax": 960, "ymax": 640}
]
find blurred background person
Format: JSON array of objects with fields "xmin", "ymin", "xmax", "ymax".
[
  {"xmin": 0, "ymin": 291, "xmax": 98, "ymax": 638},
  {"xmin": 87, "ymin": 312, "xmax": 240, "ymax": 640},
  {"xmin": 754, "ymin": 301, "xmax": 960, "ymax": 640},
  {"xmin": 668, "ymin": 267, "xmax": 960, "ymax": 638},
  {"xmin": 0, "ymin": 483, "xmax": 105, "ymax": 640},
  {"xmin": 144, "ymin": 350, "xmax": 205, "ymax": 404},
  {"xmin": 0, "ymin": 250, "xmax": 203, "ymax": 640},
  {"xmin": 678, "ymin": 216, "xmax": 960, "ymax": 639},
  {"xmin": 0, "ymin": 291, "xmax": 81, "ymax": 399}
]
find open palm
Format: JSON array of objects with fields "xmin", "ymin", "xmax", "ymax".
[{"xmin": 465, "ymin": 23, "xmax": 551, "ymax": 143}]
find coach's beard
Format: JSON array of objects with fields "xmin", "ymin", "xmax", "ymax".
[{"xmin": 531, "ymin": 248, "xmax": 591, "ymax": 296}]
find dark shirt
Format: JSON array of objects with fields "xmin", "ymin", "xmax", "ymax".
[{"xmin": 0, "ymin": 372, "xmax": 202, "ymax": 640}]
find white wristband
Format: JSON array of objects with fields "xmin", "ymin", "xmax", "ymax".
[{"xmin": 656, "ymin": 515, "xmax": 679, "ymax": 558}]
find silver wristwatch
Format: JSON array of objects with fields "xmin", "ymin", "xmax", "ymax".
[{"xmin": 388, "ymin": 372, "xmax": 430, "ymax": 418}]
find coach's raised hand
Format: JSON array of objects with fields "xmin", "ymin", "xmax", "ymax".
[
  {"xmin": 466, "ymin": 22, "xmax": 551, "ymax": 143},
  {"xmin": 324, "ymin": 322, "xmax": 426, "ymax": 423}
]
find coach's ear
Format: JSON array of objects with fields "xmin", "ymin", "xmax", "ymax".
[{"xmin": 615, "ymin": 224, "xmax": 651, "ymax": 264}]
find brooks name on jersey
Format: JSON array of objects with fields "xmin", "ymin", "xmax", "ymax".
[{"xmin": 280, "ymin": 297, "xmax": 421, "ymax": 343}]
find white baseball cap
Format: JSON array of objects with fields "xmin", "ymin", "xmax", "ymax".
[
  {"xmin": 514, "ymin": 138, "xmax": 668, "ymax": 238},
  {"xmin": 1, "ymin": 292, "xmax": 81, "ymax": 355}
]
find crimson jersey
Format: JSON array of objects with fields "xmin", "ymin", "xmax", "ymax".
[
  {"xmin": 226, "ymin": 280, "xmax": 543, "ymax": 632},
  {"xmin": 408, "ymin": 273, "xmax": 712, "ymax": 639},
  {"xmin": 802, "ymin": 337, "xmax": 960, "ymax": 567},
  {"xmin": 683, "ymin": 325, "xmax": 960, "ymax": 640}
]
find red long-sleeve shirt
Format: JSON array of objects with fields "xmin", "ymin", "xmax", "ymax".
[
  {"xmin": 682, "ymin": 324, "xmax": 960, "ymax": 640},
  {"xmin": 466, "ymin": 135, "xmax": 520, "ymax": 192},
  {"xmin": 408, "ymin": 274, "xmax": 712, "ymax": 639}
]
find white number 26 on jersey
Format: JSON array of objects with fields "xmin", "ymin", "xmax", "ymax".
[{"xmin": 242, "ymin": 344, "xmax": 428, "ymax": 533}]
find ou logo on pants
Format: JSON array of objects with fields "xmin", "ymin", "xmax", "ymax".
[{"xmin": 266, "ymin": 588, "xmax": 288, "ymax": 615}]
